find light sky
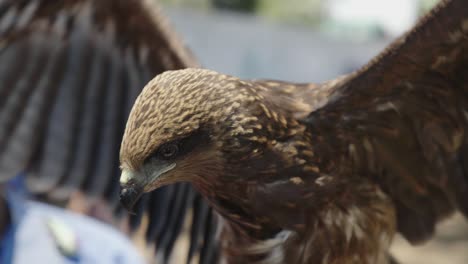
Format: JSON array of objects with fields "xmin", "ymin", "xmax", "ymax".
[{"xmin": 326, "ymin": 0, "xmax": 419, "ymax": 36}]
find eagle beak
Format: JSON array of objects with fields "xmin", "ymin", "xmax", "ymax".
[
  {"xmin": 119, "ymin": 170, "xmax": 144, "ymax": 213},
  {"xmin": 119, "ymin": 163, "xmax": 176, "ymax": 212}
]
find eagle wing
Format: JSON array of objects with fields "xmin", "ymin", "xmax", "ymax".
[
  {"xmin": 0, "ymin": 0, "xmax": 218, "ymax": 262},
  {"xmin": 303, "ymin": 0, "xmax": 468, "ymax": 244}
]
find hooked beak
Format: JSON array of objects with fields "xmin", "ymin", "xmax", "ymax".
[
  {"xmin": 119, "ymin": 170, "xmax": 144, "ymax": 213},
  {"xmin": 119, "ymin": 162, "xmax": 176, "ymax": 212}
]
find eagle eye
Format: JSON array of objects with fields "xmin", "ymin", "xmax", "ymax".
[
  {"xmin": 158, "ymin": 142, "xmax": 179, "ymax": 160},
  {"xmin": 148, "ymin": 129, "xmax": 209, "ymax": 164}
]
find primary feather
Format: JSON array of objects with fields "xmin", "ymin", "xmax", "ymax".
[{"xmin": 0, "ymin": 0, "xmax": 218, "ymax": 262}]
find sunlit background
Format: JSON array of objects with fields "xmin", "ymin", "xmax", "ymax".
[{"xmin": 156, "ymin": 1, "xmax": 468, "ymax": 263}]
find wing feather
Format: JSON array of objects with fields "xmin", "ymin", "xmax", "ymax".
[
  {"xmin": 0, "ymin": 31, "xmax": 66, "ymax": 184},
  {"xmin": 0, "ymin": 28, "xmax": 54, "ymax": 179},
  {"xmin": 145, "ymin": 186, "xmax": 175, "ymax": 242},
  {"xmin": 49, "ymin": 20, "xmax": 113, "ymax": 201},
  {"xmin": 160, "ymin": 183, "xmax": 194, "ymax": 260},
  {"xmin": 0, "ymin": 1, "xmax": 219, "ymax": 262},
  {"xmin": 83, "ymin": 35, "xmax": 128, "ymax": 199},
  {"xmin": 304, "ymin": 0, "xmax": 468, "ymax": 243},
  {"xmin": 188, "ymin": 193, "xmax": 211, "ymax": 262},
  {"xmin": 199, "ymin": 209, "xmax": 220, "ymax": 264}
]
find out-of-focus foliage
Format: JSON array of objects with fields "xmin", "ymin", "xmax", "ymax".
[{"xmin": 256, "ymin": 0, "xmax": 322, "ymax": 25}]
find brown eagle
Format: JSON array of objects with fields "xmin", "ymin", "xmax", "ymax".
[
  {"xmin": 119, "ymin": 0, "xmax": 468, "ymax": 263},
  {"xmin": 0, "ymin": 0, "xmax": 219, "ymax": 262}
]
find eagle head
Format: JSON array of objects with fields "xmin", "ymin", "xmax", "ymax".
[{"xmin": 118, "ymin": 68, "xmax": 293, "ymax": 211}]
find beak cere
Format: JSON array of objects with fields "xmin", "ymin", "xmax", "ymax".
[{"xmin": 119, "ymin": 170, "xmax": 144, "ymax": 212}]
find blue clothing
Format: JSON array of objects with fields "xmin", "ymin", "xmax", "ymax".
[
  {"xmin": 0, "ymin": 224, "xmax": 14, "ymax": 264},
  {"xmin": 10, "ymin": 200, "xmax": 145, "ymax": 264},
  {"xmin": 0, "ymin": 177, "xmax": 145, "ymax": 264}
]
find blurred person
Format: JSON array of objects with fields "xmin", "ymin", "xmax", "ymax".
[
  {"xmin": 0, "ymin": 176, "xmax": 145, "ymax": 264},
  {"xmin": 0, "ymin": 176, "xmax": 144, "ymax": 264}
]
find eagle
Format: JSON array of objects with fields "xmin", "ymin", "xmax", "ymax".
[
  {"xmin": 119, "ymin": 0, "xmax": 468, "ymax": 263},
  {"xmin": 0, "ymin": 0, "xmax": 219, "ymax": 262}
]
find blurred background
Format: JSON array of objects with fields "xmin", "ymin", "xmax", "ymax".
[
  {"xmin": 160, "ymin": 0, "xmax": 438, "ymax": 82},
  {"xmin": 156, "ymin": 0, "xmax": 468, "ymax": 263}
]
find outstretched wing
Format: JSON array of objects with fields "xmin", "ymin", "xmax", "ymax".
[
  {"xmin": 303, "ymin": 0, "xmax": 468, "ymax": 244},
  {"xmin": 0, "ymin": 0, "xmax": 218, "ymax": 262}
]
